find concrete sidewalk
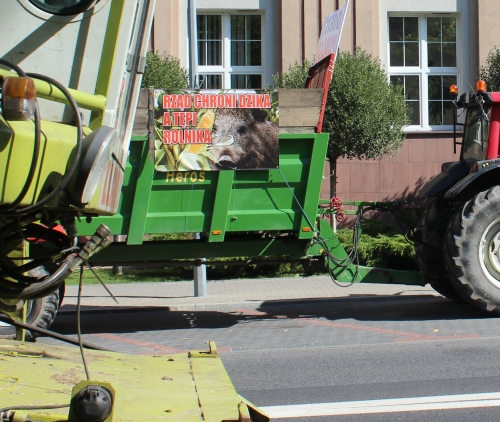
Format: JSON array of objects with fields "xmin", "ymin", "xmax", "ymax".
[{"xmin": 61, "ymin": 275, "xmax": 439, "ymax": 313}]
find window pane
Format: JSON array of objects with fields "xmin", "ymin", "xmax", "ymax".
[
  {"xmin": 231, "ymin": 74, "xmax": 246, "ymax": 89},
  {"xmin": 231, "ymin": 74, "xmax": 262, "ymax": 89},
  {"xmin": 428, "ymin": 75, "xmax": 457, "ymax": 125},
  {"xmin": 428, "ymin": 75, "xmax": 442, "ymax": 100},
  {"xmin": 389, "ymin": 17, "xmax": 403, "ymax": 41},
  {"xmin": 405, "ymin": 43, "xmax": 419, "ymax": 66},
  {"xmin": 427, "ymin": 17, "xmax": 456, "ymax": 68},
  {"xmin": 207, "ymin": 41, "xmax": 221, "ymax": 65},
  {"xmin": 406, "ymin": 75, "xmax": 420, "ymax": 100},
  {"xmin": 427, "ymin": 17, "xmax": 441, "ymax": 42},
  {"xmin": 199, "ymin": 74, "xmax": 222, "ymax": 89},
  {"xmin": 443, "ymin": 101, "xmax": 455, "ymax": 125},
  {"xmin": 389, "ymin": 17, "xmax": 419, "ymax": 67},
  {"xmin": 197, "ymin": 15, "xmax": 206, "ymax": 39},
  {"xmin": 197, "ymin": 41, "xmax": 206, "ymax": 65},
  {"xmin": 442, "ymin": 18, "xmax": 456, "ymax": 42},
  {"xmin": 390, "ymin": 75, "xmax": 420, "ymax": 125},
  {"xmin": 429, "ymin": 101, "xmax": 443, "ymax": 125},
  {"xmin": 408, "ymin": 101, "xmax": 421, "ymax": 126},
  {"xmin": 404, "ymin": 17, "xmax": 418, "ymax": 41},
  {"xmin": 247, "ymin": 74, "xmax": 262, "ymax": 88},
  {"xmin": 248, "ymin": 16, "xmax": 261, "ymax": 40},
  {"xmin": 231, "ymin": 15, "xmax": 245, "ymax": 40},
  {"xmin": 231, "ymin": 41, "xmax": 245, "ymax": 66},
  {"xmin": 198, "ymin": 15, "xmax": 221, "ymax": 66},
  {"xmin": 207, "ymin": 15, "xmax": 221, "ymax": 39},
  {"xmin": 249, "ymin": 41, "xmax": 261, "ymax": 65},
  {"xmin": 443, "ymin": 43, "xmax": 456, "ymax": 67},
  {"xmin": 428, "ymin": 44, "xmax": 442, "ymax": 67},
  {"xmin": 390, "ymin": 43, "xmax": 404, "ymax": 66}
]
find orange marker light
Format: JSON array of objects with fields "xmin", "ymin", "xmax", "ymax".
[
  {"xmin": 2, "ymin": 76, "xmax": 37, "ymax": 121},
  {"xmin": 477, "ymin": 80, "xmax": 487, "ymax": 92},
  {"xmin": 449, "ymin": 84, "xmax": 458, "ymax": 96}
]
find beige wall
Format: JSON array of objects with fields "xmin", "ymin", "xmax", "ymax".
[
  {"xmin": 329, "ymin": 135, "xmax": 460, "ymax": 203},
  {"xmin": 478, "ymin": 0, "xmax": 500, "ymax": 71},
  {"xmin": 152, "ymin": 0, "xmax": 177, "ymax": 55}
]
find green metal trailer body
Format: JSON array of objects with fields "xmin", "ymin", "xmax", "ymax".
[{"xmin": 78, "ymin": 132, "xmax": 328, "ymax": 244}]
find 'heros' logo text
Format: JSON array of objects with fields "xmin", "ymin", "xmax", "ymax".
[{"xmin": 165, "ymin": 171, "xmax": 206, "ymax": 183}]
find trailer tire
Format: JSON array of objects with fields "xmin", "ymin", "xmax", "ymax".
[
  {"xmin": 0, "ymin": 279, "xmax": 63, "ymax": 341},
  {"xmin": 415, "ymin": 198, "xmax": 462, "ymax": 301},
  {"xmin": 444, "ymin": 186, "xmax": 500, "ymax": 313}
]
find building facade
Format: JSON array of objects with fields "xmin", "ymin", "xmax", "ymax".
[{"xmin": 151, "ymin": 0, "xmax": 500, "ymax": 202}]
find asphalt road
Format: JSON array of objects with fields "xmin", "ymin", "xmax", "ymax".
[{"xmin": 39, "ymin": 295, "xmax": 500, "ymax": 420}]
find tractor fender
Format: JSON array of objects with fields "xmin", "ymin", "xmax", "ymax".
[
  {"xmin": 422, "ymin": 161, "xmax": 469, "ymax": 198},
  {"xmin": 445, "ymin": 159, "xmax": 500, "ymax": 201}
]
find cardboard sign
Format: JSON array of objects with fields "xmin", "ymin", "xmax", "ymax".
[
  {"xmin": 154, "ymin": 89, "xmax": 279, "ymax": 171},
  {"xmin": 314, "ymin": 0, "xmax": 350, "ymax": 64}
]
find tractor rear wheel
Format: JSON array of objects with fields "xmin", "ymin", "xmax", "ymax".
[
  {"xmin": 415, "ymin": 198, "xmax": 462, "ymax": 301},
  {"xmin": 444, "ymin": 186, "xmax": 500, "ymax": 313}
]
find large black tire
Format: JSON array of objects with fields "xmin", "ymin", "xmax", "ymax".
[
  {"xmin": 0, "ymin": 287, "xmax": 62, "ymax": 341},
  {"xmin": 444, "ymin": 186, "xmax": 500, "ymax": 313},
  {"xmin": 415, "ymin": 198, "xmax": 463, "ymax": 301}
]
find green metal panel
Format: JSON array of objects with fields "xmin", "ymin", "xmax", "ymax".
[
  {"xmin": 126, "ymin": 139, "xmax": 156, "ymax": 244},
  {"xmin": 209, "ymin": 170, "xmax": 235, "ymax": 242}
]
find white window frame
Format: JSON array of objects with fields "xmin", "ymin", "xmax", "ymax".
[
  {"xmin": 197, "ymin": 11, "xmax": 266, "ymax": 89},
  {"xmin": 387, "ymin": 13, "xmax": 460, "ymax": 132}
]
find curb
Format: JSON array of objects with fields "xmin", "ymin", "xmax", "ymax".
[{"xmin": 57, "ymin": 293, "xmax": 442, "ymax": 315}]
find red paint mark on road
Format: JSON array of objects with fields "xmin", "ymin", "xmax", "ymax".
[
  {"xmin": 301, "ymin": 319, "xmax": 482, "ymax": 342},
  {"xmin": 93, "ymin": 333, "xmax": 186, "ymax": 354}
]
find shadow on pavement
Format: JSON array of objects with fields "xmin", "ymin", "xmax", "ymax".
[{"xmin": 47, "ymin": 294, "xmax": 497, "ymax": 337}]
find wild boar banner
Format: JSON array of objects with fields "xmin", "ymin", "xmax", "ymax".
[{"xmin": 154, "ymin": 89, "xmax": 279, "ymax": 171}]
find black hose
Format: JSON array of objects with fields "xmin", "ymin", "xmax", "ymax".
[{"xmin": 0, "ymin": 255, "xmax": 72, "ymax": 300}]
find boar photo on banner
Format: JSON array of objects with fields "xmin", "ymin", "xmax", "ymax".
[{"xmin": 154, "ymin": 89, "xmax": 279, "ymax": 171}]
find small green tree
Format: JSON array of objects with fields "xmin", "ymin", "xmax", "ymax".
[
  {"xmin": 273, "ymin": 49, "xmax": 409, "ymax": 202},
  {"xmin": 272, "ymin": 59, "xmax": 313, "ymax": 88},
  {"xmin": 141, "ymin": 51, "xmax": 189, "ymax": 89},
  {"xmin": 480, "ymin": 46, "xmax": 500, "ymax": 91}
]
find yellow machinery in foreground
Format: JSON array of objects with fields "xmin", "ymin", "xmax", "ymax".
[{"xmin": 0, "ymin": 1, "xmax": 268, "ymax": 420}]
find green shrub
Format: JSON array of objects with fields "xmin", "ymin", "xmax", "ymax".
[
  {"xmin": 337, "ymin": 222, "xmax": 417, "ymax": 271},
  {"xmin": 141, "ymin": 51, "xmax": 189, "ymax": 89}
]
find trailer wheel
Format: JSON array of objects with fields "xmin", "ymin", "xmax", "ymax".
[
  {"xmin": 415, "ymin": 198, "xmax": 462, "ymax": 301},
  {"xmin": 0, "ymin": 279, "xmax": 63, "ymax": 341},
  {"xmin": 444, "ymin": 186, "xmax": 500, "ymax": 313}
]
